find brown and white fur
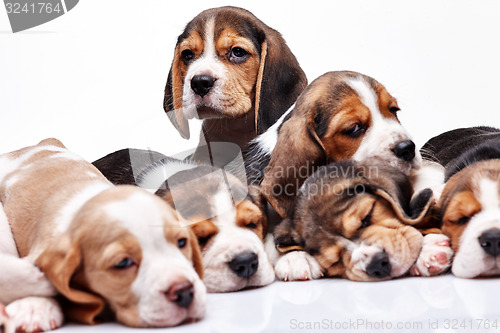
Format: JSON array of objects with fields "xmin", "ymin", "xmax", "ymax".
[
  {"xmin": 0, "ymin": 139, "xmax": 205, "ymax": 331},
  {"xmin": 273, "ymin": 161, "xmax": 453, "ymax": 281},
  {"xmin": 93, "ymin": 148, "xmax": 275, "ymax": 292},
  {"xmin": 164, "ymin": 6, "xmax": 307, "ymax": 159},
  {"xmin": 244, "ymin": 71, "xmax": 450, "ymax": 281},
  {"xmin": 419, "ymin": 127, "xmax": 500, "ymax": 278}
]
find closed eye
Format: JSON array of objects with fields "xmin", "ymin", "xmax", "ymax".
[
  {"xmin": 114, "ymin": 257, "xmax": 135, "ymax": 270},
  {"xmin": 341, "ymin": 123, "xmax": 367, "ymax": 138},
  {"xmin": 359, "ymin": 203, "xmax": 376, "ymax": 230},
  {"xmin": 455, "ymin": 216, "xmax": 471, "ymax": 225},
  {"xmin": 389, "ymin": 106, "xmax": 400, "ymax": 114},
  {"xmin": 246, "ymin": 222, "xmax": 258, "ymax": 229},
  {"xmin": 198, "ymin": 234, "xmax": 215, "ymax": 247}
]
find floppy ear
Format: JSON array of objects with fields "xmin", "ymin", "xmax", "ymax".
[
  {"xmin": 260, "ymin": 102, "xmax": 326, "ymax": 217},
  {"xmin": 164, "ymin": 49, "xmax": 190, "ymax": 139},
  {"xmin": 35, "ymin": 235, "xmax": 106, "ymax": 325},
  {"xmin": 273, "ymin": 217, "xmax": 305, "ymax": 254},
  {"xmin": 188, "ymin": 228, "xmax": 204, "ymax": 279},
  {"xmin": 254, "ymin": 28, "xmax": 307, "ymax": 134},
  {"xmin": 373, "ymin": 186, "xmax": 435, "ymax": 226}
]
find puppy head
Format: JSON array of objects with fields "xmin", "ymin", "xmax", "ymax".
[
  {"xmin": 261, "ymin": 71, "xmax": 420, "ymax": 217},
  {"xmin": 157, "ymin": 167, "xmax": 274, "ymax": 292},
  {"xmin": 36, "ymin": 186, "xmax": 205, "ymax": 327},
  {"xmin": 440, "ymin": 160, "xmax": 500, "ymax": 278},
  {"xmin": 164, "ymin": 6, "xmax": 307, "ymax": 139},
  {"xmin": 275, "ymin": 162, "xmax": 431, "ymax": 281}
]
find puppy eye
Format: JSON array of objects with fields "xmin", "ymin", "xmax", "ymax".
[
  {"xmin": 228, "ymin": 47, "xmax": 249, "ymax": 63},
  {"xmin": 177, "ymin": 237, "xmax": 187, "ymax": 249},
  {"xmin": 389, "ymin": 106, "xmax": 400, "ymax": 114},
  {"xmin": 114, "ymin": 258, "xmax": 135, "ymax": 269},
  {"xmin": 181, "ymin": 49, "xmax": 195, "ymax": 63},
  {"xmin": 360, "ymin": 214, "xmax": 371, "ymax": 229},
  {"xmin": 342, "ymin": 123, "xmax": 366, "ymax": 138},
  {"xmin": 246, "ymin": 222, "xmax": 258, "ymax": 229},
  {"xmin": 455, "ymin": 216, "xmax": 471, "ymax": 225},
  {"xmin": 198, "ymin": 234, "xmax": 214, "ymax": 247}
]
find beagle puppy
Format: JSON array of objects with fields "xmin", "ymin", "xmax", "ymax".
[
  {"xmin": 420, "ymin": 126, "xmax": 500, "ymax": 278},
  {"xmin": 245, "ymin": 71, "xmax": 421, "ymax": 218},
  {"xmin": 164, "ymin": 6, "xmax": 307, "ymax": 155},
  {"xmin": 93, "ymin": 148, "xmax": 275, "ymax": 292},
  {"xmin": 0, "ymin": 139, "xmax": 205, "ymax": 331},
  {"xmin": 273, "ymin": 161, "xmax": 453, "ymax": 281}
]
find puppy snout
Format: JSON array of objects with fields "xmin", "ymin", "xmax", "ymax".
[
  {"xmin": 392, "ymin": 140, "xmax": 416, "ymax": 162},
  {"xmin": 166, "ymin": 281, "xmax": 194, "ymax": 308},
  {"xmin": 479, "ymin": 229, "xmax": 500, "ymax": 257},
  {"xmin": 228, "ymin": 252, "xmax": 259, "ymax": 279},
  {"xmin": 366, "ymin": 252, "xmax": 392, "ymax": 279},
  {"xmin": 191, "ymin": 75, "xmax": 216, "ymax": 97}
]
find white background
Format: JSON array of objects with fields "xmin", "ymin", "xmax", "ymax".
[
  {"xmin": 2, "ymin": 1, "xmax": 500, "ymax": 332},
  {"xmin": 1, "ymin": 0, "xmax": 500, "ymax": 161}
]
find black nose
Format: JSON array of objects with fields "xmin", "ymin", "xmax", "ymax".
[
  {"xmin": 228, "ymin": 252, "xmax": 259, "ymax": 279},
  {"xmin": 191, "ymin": 75, "xmax": 216, "ymax": 97},
  {"xmin": 392, "ymin": 140, "xmax": 416, "ymax": 162},
  {"xmin": 166, "ymin": 281, "xmax": 194, "ymax": 308},
  {"xmin": 366, "ymin": 251, "xmax": 392, "ymax": 279},
  {"xmin": 479, "ymin": 229, "xmax": 500, "ymax": 257}
]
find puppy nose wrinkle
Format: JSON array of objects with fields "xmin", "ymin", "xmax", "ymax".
[{"xmin": 166, "ymin": 281, "xmax": 194, "ymax": 308}]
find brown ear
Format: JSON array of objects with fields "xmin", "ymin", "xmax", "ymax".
[
  {"xmin": 188, "ymin": 228, "xmax": 204, "ymax": 279},
  {"xmin": 254, "ymin": 28, "xmax": 307, "ymax": 134},
  {"xmin": 374, "ymin": 187, "xmax": 434, "ymax": 226},
  {"xmin": 35, "ymin": 235, "xmax": 105, "ymax": 325},
  {"xmin": 164, "ymin": 49, "xmax": 190, "ymax": 139},
  {"xmin": 260, "ymin": 102, "xmax": 326, "ymax": 217}
]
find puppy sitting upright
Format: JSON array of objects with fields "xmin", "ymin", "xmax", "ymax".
[
  {"xmin": 0, "ymin": 139, "xmax": 205, "ymax": 331},
  {"xmin": 164, "ymin": 6, "xmax": 307, "ymax": 156},
  {"xmin": 420, "ymin": 127, "xmax": 500, "ymax": 278}
]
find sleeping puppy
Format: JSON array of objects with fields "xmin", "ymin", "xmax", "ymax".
[
  {"xmin": 93, "ymin": 148, "xmax": 275, "ymax": 292},
  {"xmin": 164, "ymin": 6, "xmax": 307, "ymax": 155},
  {"xmin": 0, "ymin": 139, "xmax": 205, "ymax": 331},
  {"xmin": 245, "ymin": 71, "xmax": 421, "ymax": 218},
  {"xmin": 419, "ymin": 127, "xmax": 500, "ymax": 278},
  {"xmin": 273, "ymin": 161, "xmax": 453, "ymax": 281}
]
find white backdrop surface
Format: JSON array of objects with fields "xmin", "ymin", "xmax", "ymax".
[{"xmin": 1, "ymin": 1, "xmax": 500, "ymax": 332}]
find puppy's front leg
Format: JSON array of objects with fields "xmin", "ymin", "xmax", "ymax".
[
  {"xmin": 409, "ymin": 233, "xmax": 454, "ymax": 276},
  {"xmin": 265, "ymin": 226, "xmax": 324, "ymax": 282},
  {"xmin": 0, "ymin": 254, "xmax": 56, "ymax": 305},
  {"xmin": 6, "ymin": 297, "xmax": 63, "ymax": 333}
]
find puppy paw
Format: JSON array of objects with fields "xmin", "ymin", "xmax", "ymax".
[
  {"xmin": 6, "ymin": 297, "xmax": 63, "ymax": 332},
  {"xmin": 274, "ymin": 251, "xmax": 323, "ymax": 281},
  {"xmin": 0, "ymin": 304, "xmax": 14, "ymax": 333},
  {"xmin": 410, "ymin": 234, "xmax": 454, "ymax": 277}
]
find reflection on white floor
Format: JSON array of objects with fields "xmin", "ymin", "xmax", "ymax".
[{"xmin": 60, "ymin": 275, "xmax": 500, "ymax": 332}]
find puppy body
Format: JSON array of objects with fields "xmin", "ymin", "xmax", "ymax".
[
  {"xmin": 94, "ymin": 148, "xmax": 275, "ymax": 292},
  {"xmin": 164, "ymin": 6, "xmax": 307, "ymax": 156},
  {"xmin": 0, "ymin": 139, "xmax": 205, "ymax": 330},
  {"xmin": 421, "ymin": 127, "xmax": 500, "ymax": 278}
]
